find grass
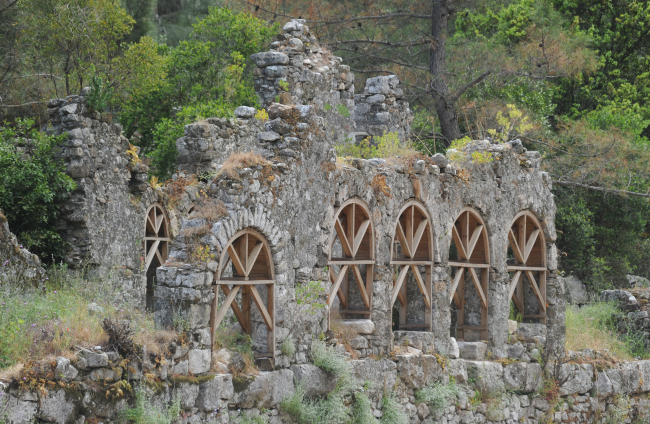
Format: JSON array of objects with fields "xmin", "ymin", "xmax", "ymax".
[
  {"xmin": 216, "ymin": 151, "xmax": 270, "ymax": 179},
  {"xmin": 351, "ymin": 391, "xmax": 378, "ymax": 424},
  {"xmin": 310, "ymin": 340, "xmax": 349, "ymax": 377},
  {"xmin": 121, "ymin": 385, "xmax": 181, "ymax": 424},
  {"xmin": 335, "ymin": 131, "xmax": 418, "ymax": 160},
  {"xmin": 0, "ymin": 264, "xmax": 177, "ymax": 377},
  {"xmin": 213, "ymin": 326, "xmax": 257, "ymax": 374},
  {"xmin": 281, "ymin": 385, "xmax": 350, "ymax": 424},
  {"xmin": 565, "ymin": 303, "xmax": 633, "ymax": 360},
  {"xmin": 416, "ymin": 379, "xmax": 459, "ymax": 413},
  {"xmin": 379, "ymin": 392, "xmax": 408, "ymax": 424}
]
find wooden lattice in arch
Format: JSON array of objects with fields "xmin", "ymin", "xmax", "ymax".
[
  {"xmin": 327, "ymin": 199, "xmax": 375, "ymax": 325},
  {"xmin": 211, "ymin": 228, "xmax": 275, "ymax": 357},
  {"xmin": 449, "ymin": 207, "xmax": 490, "ymax": 341},
  {"xmin": 144, "ymin": 204, "xmax": 169, "ymax": 272},
  {"xmin": 507, "ymin": 211, "xmax": 547, "ymax": 324},
  {"xmin": 390, "ymin": 200, "xmax": 434, "ymax": 331}
]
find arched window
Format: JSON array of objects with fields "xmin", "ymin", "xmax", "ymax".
[
  {"xmin": 144, "ymin": 204, "xmax": 169, "ymax": 310},
  {"xmin": 390, "ymin": 201, "xmax": 434, "ymax": 331},
  {"xmin": 449, "ymin": 207, "xmax": 490, "ymax": 341},
  {"xmin": 327, "ymin": 199, "xmax": 375, "ymax": 324},
  {"xmin": 507, "ymin": 211, "xmax": 547, "ymax": 324},
  {"xmin": 211, "ymin": 229, "xmax": 275, "ymax": 357}
]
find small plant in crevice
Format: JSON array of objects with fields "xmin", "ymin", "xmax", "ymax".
[
  {"xmin": 281, "ymin": 338, "xmax": 296, "ymax": 357},
  {"xmin": 278, "ymin": 79, "xmax": 289, "ymax": 92},
  {"xmin": 379, "ymin": 391, "xmax": 408, "ymax": 424},
  {"xmin": 310, "ymin": 339, "xmax": 349, "ymax": 377},
  {"xmin": 351, "ymin": 390, "xmax": 378, "ymax": 424},
  {"xmin": 281, "ymin": 279, "xmax": 326, "ymax": 349},
  {"xmin": 416, "ymin": 378, "xmax": 459, "ymax": 413},
  {"xmin": 255, "ymin": 109, "xmax": 269, "ymax": 122},
  {"xmin": 235, "ymin": 412, "xmax": 268, "ymax": 424},
  {"xmin": 121, "ymin": 384, "xmax": 181, "ymax": 424},
  {"xmin": 336, "ymin": 104, "xmax": 351, "ymax": 118},
  {"xmin": 323, "ymin": 103, "xmax": 332, "ymax": 111}
]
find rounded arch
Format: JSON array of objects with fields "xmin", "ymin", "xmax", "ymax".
[
  {"xmin": 507, "ymin": 210, "xmax": 548, "ymax": 324},
  {"xmin": 448, "ymin": 206, "xmax": 490, "ymax": 341},
  {"xmin": 144, "ymin": 203, "xmax": 170, "ymax": 311},
  {"xmin": 390, "ymin": 199, "xmax": 435, "ymax": 332},
  {"xmin": 211, "ymin": 228, "xmax": 276, "ymax": 357},
  {"xmin": 327, "ymin": 198, "xmax": 375, "ymax": 326}
]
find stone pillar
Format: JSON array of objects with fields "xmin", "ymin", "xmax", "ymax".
[
  {"xmin": 488, "ymin": 270, "xmax": 510, "ymax": 359},
  {"xmin": 433, "ymin": 266, "xmax": 452, "ymax": 355},
  {"xmin": 370, "ymin": 264, "xmax": 393, "ymax": 356},
  {"xmin": 545, "ymin": 243, "xmax": 566, "ymax": 357}
]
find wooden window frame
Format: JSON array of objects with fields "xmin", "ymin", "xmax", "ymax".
[
  {"xmin": 144, "ymin": 203, "xmax": 169, "ymax": 272},
  {"xmin": 211, "ymin": 228, "xmax": 276, "ymax": 358},
  {"xmin": 449, "ymin": 206, "xmax": 490, "ymax": 341},
  {"xmin": 507, "ymin": 211, "xmax": 548, "ymax": 324},
  {"xmin": 327, "ymin": 199, "xmax": 375, "ymax": 325},
  {"xmin": 389, "ymin": 200, "xmax": 434, "ymax": 331}
]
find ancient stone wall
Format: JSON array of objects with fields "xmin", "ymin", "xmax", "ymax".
[
  {"xmin": 46, "ymin": 94, "xmax": 161, "ymax": 305},
  {"xmin": 0, "ymin": 208, "xmax": 45, "ymax": 285},
  {"xmin": 354, "ymin": 75, "xmax": 412, "ymax": 142},
  {"xmin": 253, "ymin": 20, "xmax": 356, "ymax": 145},
  {"xmin": 2, "ymin": 346, "xmax": 649, "ymax": 424}
]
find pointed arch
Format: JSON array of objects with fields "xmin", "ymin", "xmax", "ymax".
[
  {"xmin": 390, "ymin": 200, "xmax": 435, "ymax": 331},
  {"xmin": 449, "ymin": 207, "xmax": 490, "ymax": 341},
  {"xmin": 507, "ymin": 210, "xmax": 547, "ymax": 324},
  {"xmin": 327, "ymin": 198, "xmax": 375, "ymax": 324},
  {"xmin": 211, "ymin": 228, "xmax": 275, "ymax": 357},
  {"xmin": 144, "ymin": 203, "xmax": 170, "ymax": 272}
]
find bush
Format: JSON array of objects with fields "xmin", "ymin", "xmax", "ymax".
[
  {"xmin": 335, "ymin": 131, "xmax": 417, "ymax": 159},
  {"xmin": 0, "ymin": 119, "xmax": 76, "ymax": 263},
  {"xmin": 281, "ymin": 386, "xmax": 350, "ymax": 424},
  {"xmin": 379, "ymin": 392, "xmax": 408, "ymax": 424},
  {"xmin": 311, "ymin": 340, "xmax": 349, "ymax": 377},
  {"xmin": 121, "ymin": 385, "xmax": 181, "ymax": 424},
  {"xmin": 351, "ymin": 391, "xmax": 378, "ymax": 424},
  {"xmin": 565, "ymin": 302, "xmax": 632, "ymax": 359},
  {"xmin": 416, "ymin": 380, "xmax": 459, "ymax": 412}
]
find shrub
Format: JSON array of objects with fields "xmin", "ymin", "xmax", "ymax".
[
  {"xmin": 565, "ymin": 303, "xmax": 632, "ymax": 359},
  {"xmin": 352, "ymin": 391, "xmax": 378, "ymax": 424},
  {"xmin": 0, "ymin": 119, "xmax": 76, "ymax": 263},
  {"xmin": 379, "ymin": 392, "xmax": 408, "ymax": 424},
  {"xmin": 216, "ymin": 151, "xmax": 269, "ymax": 179},
  {"xmin": 416, "ymin": 380, "xmax": 459, "ymax": 412},
  {"xmin": 121, "ymin": 385, "xmax": 181, "ymax": 424},
  {"xmin": 281, "ymin": 386, "xmax": 350, "ymax": 424},
  {"xmin": 86, "ymin": 66, "xmax": 113, "ymax": 112},
  {"xmin": 281, "ymin": 338, "xmax": 296, "ymax": 357},
  {"xmin": 311, "ymin": 340, "xmax": 349, "ymax": 377},
  {"xmin": 335, "ymin": 132, "xmax": 417, "ymax": 159}
]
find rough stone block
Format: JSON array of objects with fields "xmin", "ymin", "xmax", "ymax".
[
  {"xmin": 188, "ymin": 349, "xmax": 211, "ymax": 374},
  {"xmin": 465, "ymin": 361, "xmax": 505, "ymax": 394},
  {"xmin": 457, "ymin": 342, "xmax": 487, "ymax": 360},
  {"xmin": 38, "ymin": 389, "xmax": 76, "ymax": 424},
  {"xmin": 234, "ymin": 106, "xmax": 256, "ymax": 118},
  {"xmin": 251, "ymin": 52, "xmax": 289, "ymax": 67},
  {"xmin": 54, "ymin": 357, "xmax": 78, "ymax": 381},
  {"xmin": 84, "ymin": 351, "xmax": 108, "ymax": 368},
  {"xmin": 175, "ymin": 382, "xmax": 200, "ymax": 409},
  {"xmin": 338, "ymin": 319, "xmax": 374, "ymax": 335},
  {"xmin": 291, "ymin": 364, "xmax": 338, "ymax": 396},
  {"xmin": 503, "ymin": 362, "xmax": 527, "ymax": 391},
  {"xmin": 231, "ymin": 369, "xmax": 294, "ymax": 409},
  {"xmin": 196, "ymin": 374, "xmax": 234, "ymax": 412}
]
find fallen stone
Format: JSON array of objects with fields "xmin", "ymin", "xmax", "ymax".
[
  {"xmin": 565, "ymin": 275, "xmax": 589, "ymax": 304},
  {"xmin": 83, "ymin": 351, "xmax": 108, "ymax": 368},
  {"xmin": 54, "ymin": 357, "xmax": 78, "ymax": 381},
  {"xmin": 457, "ymin": 342, "xmax": 487, "ymax": 360}
]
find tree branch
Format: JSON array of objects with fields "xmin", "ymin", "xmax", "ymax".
[
  {"xmin": 326, "ymin": 38, "xmax": 430, "ymax": 48},
  {"xmin": 0, "ymin": 0, "xmax": 19, "ymax": 14},
  {"xmin": 449, "ymin": 71, "xmax": 491, "ymax": 103},
  {"xmin": 0, "ymin": 101, "xmax": 47, "ymax": 108},
  {"xmin": 553, "ymin": 181, "xmax": 650, "ymax": 198}
]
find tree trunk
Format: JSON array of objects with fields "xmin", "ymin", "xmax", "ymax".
[{"xmin": 430, "ymin": 0, "xmax": 461, "ymax": 146}]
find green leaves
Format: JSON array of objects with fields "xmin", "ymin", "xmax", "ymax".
[{"xmin": 0, "ymin": 119, "xmax": 75, "ymax": 263}]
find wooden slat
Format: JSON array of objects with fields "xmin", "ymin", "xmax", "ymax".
[
  {"xmin": 352, "ymin": 219, "xmax": 370, "ymax": 257},
  {"xmin": 329, "ymin": 259, "xmax": 375, "ymax": 265},
  {"xmin": 507, "ymin": 266, "xmax": 547, "ymax": 271},
  {"xmin": 227, "ymin": 244, "xmax": 246, "ymax": 277},
  {"xmin": 455, "ymin": 325, "xmax": 487, "ymax": 330},
  {"xmin": 452, "ymin": 225, "xmax": 468, "ymax": 260},
  {"xmin": 466, "ymin": 224, "xmax": 484, "ymax": 259},
  {"xmin": 390, "ymin": 259, "xmax": 433, "ymax": 265},
  {"xmin": 144, "ymin": 240, "xmax": 160, "ymax": 272},
  {"xmin": 220, "ymin": 285, "xmax": 248, "ymax": 332},
  {"xmin": 449, "ymin": 261, "xmax": 490, "ymax": 269},
  {"xmin": 335, "ymin": 218, "xmax": 353, "ymax": 257},
  {"xmin": 154, "ymin": 248, "xmax": 164, "ymax": 267},
  {"xmin": 449, "ymin": 267, "xmax": 464, "ymax": 304},
  {"xmin": 411, "ymin": 218, "xmax": 428, "ymax": 257},
  {"xmin": 411, "ymin": 265, "xmax": 431, "ymax": 308},
  {"xmin": 508, "ymin": 271, "xmax": 521, "ymax": 301},
  {"xmin": 391, "ymin": 265, "xmax": 410, "ymax": 307},
  {"xmin": 246, "ymin": 242, "xmax": 264, "ymax": 276},
  {"xmin": 249, "ymin": 285, "xmax": 274, "ymax": 330},
  {"xmin": 508, "ymin": 229, "xmax": 525, "ymax": 264},
  {"xmin": 352, "ymin": 265, "xmax": 371, "ymax": 309},
  {"xmin": 395, "ymin": 221, "xmax": 413, "ymax": 258},
  {"xmin": 213, "ymin": 285, "xmax": 240, "ymax": 329},
  {"xmin": 525, "ymin": 270, "xmax": 546, "ymax": 311},
  {"xmin": 468, "ymin": 267, "xmax": 488, "ymax": 309},
  {"xmin": 329, "ymin": 266, "xmax": 347, "ymax": 308},
  {"xmin": 217, "ymin": 278, "xmax": 275, "ymax": 285},
  {"xmin": 339, "ymin": 310, "xmax": 372, "ymax": 315},
  {"xmin": 144, "ymin": 236, "xmax": 169, "ymax": 241},
  {"xmin": 156, "ymin": 214, "xmax": 164, "ymax": 233},
  {"xmin": 328, "ymin": 265, "xmax": 349, "ymax": 307},
  {"xmin": 524, "ymin": 229, "xmax": 540, "ymax": 263}
]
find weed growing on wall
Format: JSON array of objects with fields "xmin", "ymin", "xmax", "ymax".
[
  {"xmin": 121, "ymin": 385, "xmax": 181, "ymax": 424},
  {"xmin": 379, "ymin": 392, "xmax": 408, "ymax": 424},
  {"xmin": 416, "ymin": 379, "xmax": 459, "ymax": 412},
  {"xmin": 336, "ymin": 132, "xmax": 416, "ymax": 159},
  {"xmin": 311, "ymin": 340, "xmax": 349, "ymax": 377},
  {"xmin": 351, "ymin": 391, "xmax": 378, "ymax": 424}
]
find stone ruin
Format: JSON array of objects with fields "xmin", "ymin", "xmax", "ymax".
[{"xmin": 4, "ymin": 18, "xmax": 650, "ymax": 424}]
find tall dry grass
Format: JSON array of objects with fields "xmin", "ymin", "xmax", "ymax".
[{"xmin": 565, "ymin": 303, "xmax": 632, "ymax": 360}]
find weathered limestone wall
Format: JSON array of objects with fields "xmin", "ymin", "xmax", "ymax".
[
  {"xmin": 354, "ymin": 75, "xmax": 412, "ymax": 142},
  {"xmin": 0, "ymin": 208, "xmax": 45, "ymax": 284},
  {"xmin": 2, "ymin": 347, "xmax": 649, "ymax": 424},
  {"xmin": 45, "ymin": 95, "xmax": 160, "ymax": 305},
  {"xmin": 253, "ymin": 19, "xmax": 356, "ymax": 145}
]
